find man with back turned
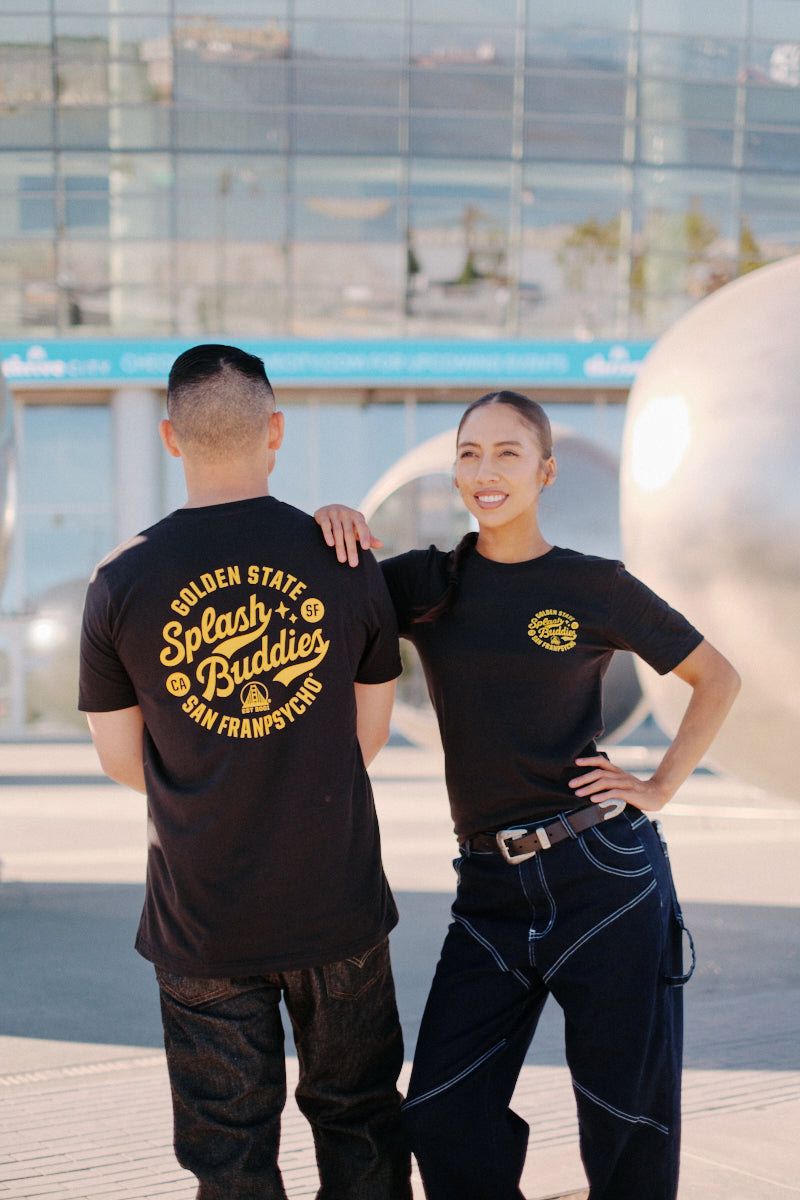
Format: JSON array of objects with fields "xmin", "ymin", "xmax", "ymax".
[{"xmin": 79, "ymin": 343, "xmax": 410, "ymax": 1199}]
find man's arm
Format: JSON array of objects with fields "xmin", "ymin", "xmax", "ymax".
[
  {"xmin": 86, "ymin": 706, "xmax": 147, "ymax": 793},
  {"xmin": 354, "ymin": 679, "xmax": 396, "ymax": 766}
]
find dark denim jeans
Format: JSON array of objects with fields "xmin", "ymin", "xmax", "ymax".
[
  {"xmin": 156, "ymin": 937, "xmax": 411, "ymax": 1200},
  {"xmin": 402, "ymin": 811, "xmax": 693, "ymax": 1200}
]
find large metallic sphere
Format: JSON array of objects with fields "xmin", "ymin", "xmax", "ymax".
[
  {"xmin": 0, "ymin": 364, "xmax": 15, "ymax": 588},
  {"xmin": 620, "ymin": 255, "xmax": 800, "ymax": 800},
  {"xmin": 25, "ymin": 577, "xmax": 88, "ymax": 734},
  {"xmin": 363, "ymin": 423, "xmax": 646, "ymax": 746}
]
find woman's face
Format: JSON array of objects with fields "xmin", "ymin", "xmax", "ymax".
[{"xmin": 454, "ymin": 403, "xmax": 555, "ymax": 532}]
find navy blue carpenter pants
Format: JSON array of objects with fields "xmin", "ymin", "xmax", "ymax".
[
  {"xmin": 402, "ymin": 810, "xmax": 693, "ymax": 1200},
  {"xmin": 156, "ymin": 937, "xmax": 411, "ymax": 1200}
]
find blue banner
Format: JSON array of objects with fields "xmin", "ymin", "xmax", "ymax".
[{"xmin": 0, "ymin": 338, "xmax": 653, "ymax": 389}]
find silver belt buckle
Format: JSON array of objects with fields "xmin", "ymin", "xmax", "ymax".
[{"xmin": 496, "ymin": 826, "xmax": 546, "ymax": 864}]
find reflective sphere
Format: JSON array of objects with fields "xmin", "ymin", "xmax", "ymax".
[
  {"xmin": 25, "ymin": 577, "xmax": 88, "ymax": 734},
  {"xmin": 621, "ymin": 255, "xmax": 800, "ymax": 800},
  {"xmin": 0, "ymin": 364, "xmax": 15, "ymax": 588},
  {"xmin": 363, "ymin": 423, "xmax": 646, "ymax": 746}
]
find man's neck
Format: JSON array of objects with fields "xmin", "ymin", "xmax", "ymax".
[{"xmin": 182, "ymin": 464, "xmax": 273, "ymax": 508}]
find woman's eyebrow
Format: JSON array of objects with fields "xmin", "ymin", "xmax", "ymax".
[{"xmin": 457, "ymin": 439, "xmax": 524, "ymax": 448}]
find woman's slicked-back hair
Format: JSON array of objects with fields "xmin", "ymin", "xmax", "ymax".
[
  {"xmin": 166, "ymin": 344, "xmax": 275, "ymax": 459},
  {"xmin": 457, "ymin": 390, "xmax": 553, "ymax": 458}
]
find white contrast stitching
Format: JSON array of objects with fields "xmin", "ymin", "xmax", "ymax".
[
  {"xmin": 402, "ymin": 1039, "xmax": 507, "ymax": 1110},
  {"xmin": 543, "ymin": 878, "xmax": 658, "ymax": 983},
  {"xmin": 573, "ymin": 1079, "xmax": 670, "ymax": 1135}
]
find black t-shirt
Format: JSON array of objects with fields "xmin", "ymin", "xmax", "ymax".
[
  {"xmin": 79, "ymin": 495, "xmax": 401, "ymax": 976},
  {"xmin": 382, "ymin": 544, "xmax": 703, "ymax": 839}
]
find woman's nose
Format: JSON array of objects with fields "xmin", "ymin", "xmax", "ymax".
[{"xmin": 476, "ymin": 455, "xmax": 499, "ymax": 481}]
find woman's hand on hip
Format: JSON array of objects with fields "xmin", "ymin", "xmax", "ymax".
[{"xmin": 569, "ymin": 755, "xmax": 672, "ymax": 813}]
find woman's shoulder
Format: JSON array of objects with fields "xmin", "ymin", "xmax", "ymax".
[
  {"xmin": 380, "ymin": 544, "xmax": 452, "ymax": 584},
  {"xmin": 548, "ymin": 545, "xmax": 623, "ymax": 575}
]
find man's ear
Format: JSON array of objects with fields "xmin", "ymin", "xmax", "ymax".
[
  {"xmin": 159, "ymin": 418, "xmax": 182, "ymax": 459},
  {"xmin": 268, "ymin": 410, "xmax": 285, "ymax": 451}
]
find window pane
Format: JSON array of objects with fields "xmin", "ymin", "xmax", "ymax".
[
  {"xmin": 55, "ymin": 14, "xmax": 171, "ymax": 58},
  {"xmin": 745, "ymin": 128, "xmax": 800, "ymax": 171},
  {"xmin": 0, "ymin": 108, "xmax": 52, "ymax": 149},
  {"xmin": 0, "ymin": 20, "xmax": 52, "ymax": 104},
  {"xmin": 293, "ymin": 112, "xmax": 401, "ymax": 156},
  {"xmin": 297, "ymin": 0, "xmax": 407, "ymax": 15},
  {"xmin": 639, "ymin": 80, "xmax": 738, "ymax": 124},
  {"xmin": 174, "ymin": 0, "xmax": 287, "ymax": 14},
  {"xmin": 411, "ymin": 114, "xmax": 513, "ymax": 159},
  {"xmin": 740, "ymin": 174, "xmax": 800, "ymax": 254},
  {"xmin": 407, "ymin": 161, "xmax": 512, "ymax": 336},
  {"xmin": 291, "ymin": 243, "xmax": 402, "ymax": 336},
  {"xmin": 413, "ymin": 0, "xmax": 518, "ymax": 20},
  {"xmin": 294, "ymin": 19, "xmax": 404, "ymax": 62},
  {"xmin": 411, "ymin": 23, "xmax": 516, "ymax": 66},
  {"xmin": 174, "ymin": 107, "xmax": 287, "ymax": 152},
  {"xmin": 526, "ymin": 72, "xmax": 627, "ymax": 117},
  {"xmin": 16, "ymin": 177, "xmax": 56, "ymax": 236},
  {"xmin": 752, "ymin": 0, "xmax": 800, "ymax": 39},
  {"xmin": 640, "ymin": 34, "xmax": 742, "ymax": 81},
  {"xmin": 410, "ymin": 68, "xmax": 515, "ymax": 112},
  {"xmin": 526, "ymin": 0, "xmax": 637, "ymax": 29},
  {"xmin": 634, "ymin": 167, "xmax": 737, "ymax": 243},
  {"xmin": 526, "ymin": 29, "xmax": 631, "ymax": 72},
  {"xmin": 520, "ymin": 163, "xmax": 627, "ymax": 339},
  {"xmin": 747, "ymin": 82, "xmax": 800, "ymax": 126},
  {"xmin": 175, "ymin": 156, "xmax": 287, "ymax": 240},
  {"xmin": 641, "ymin": 0, "xmax": 747, "ymax": 37},
  {"xmin": 639, "ymin": 123, "xmax": 736, "ymax": 167},
  {"xmin": 746, "ymin": 40, "xmax": 800, "ymax": 89},
  {"xmin": 292, "ymin": 63, "xmax": 401, "ymax": 107},
  {"xmin": 57, "ymin": 108, "xmax": 110, "ymax": 149},
  {"xmin": 523, "ymin": 118, "xmax": 626, "ymax": 162}
]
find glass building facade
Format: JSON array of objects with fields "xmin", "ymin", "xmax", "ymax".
[
  {"xmin": 3, "ymin": 0, "xmax": 800, "ymax": 343},
  {"xmin": 2, "ymin": 0, "xmax": 800, "ymax": 734}
]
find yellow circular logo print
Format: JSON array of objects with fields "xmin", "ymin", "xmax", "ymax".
[
  {"xmin": 528, "ymin": 609, "xmax": 579, "ymax": 652},
  {"xmin": 166, "ymin": 671, "xmax": 191, "ymax": 696},
  {"xmin": 301, "ymin": 598, "xmax": 325, "ymax": 623}
]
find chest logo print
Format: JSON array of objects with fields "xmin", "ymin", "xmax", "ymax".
[{"xmin": 528, "ymin": 609, "xmax": 579, "ymax": 652}]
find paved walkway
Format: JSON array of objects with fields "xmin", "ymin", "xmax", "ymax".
[{"xmin": 1, "ymin": 742, "xmax": 799, "ymax": 1198}]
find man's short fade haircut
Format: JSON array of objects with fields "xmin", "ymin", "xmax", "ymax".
[{"xmin": 166, "ymin": 344, "xmax": 275, "ymax": 460}]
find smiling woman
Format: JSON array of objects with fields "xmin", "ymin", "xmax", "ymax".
[{"xmin": 314, "ymin": 387, "xmax": 740, "ymax": 1200}]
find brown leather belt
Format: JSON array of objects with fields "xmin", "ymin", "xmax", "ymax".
[{"xmin": 461, "ymin": 798, "xmax": 627, "ymax": 864}]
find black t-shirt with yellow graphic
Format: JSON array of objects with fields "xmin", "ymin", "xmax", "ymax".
[
  {"xmin": 79, "ymin": 495, "xmax": 401, "ymax": 976},
  {"xmin": 382, "ymin": 544, "xmax": 702, "ymax": 840}
]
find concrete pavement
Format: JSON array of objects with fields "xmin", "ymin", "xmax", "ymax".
[{"xmin": 1, "ymin": 740, "xmax": 799, "ymax": 1198}]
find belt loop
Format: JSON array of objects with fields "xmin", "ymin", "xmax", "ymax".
[{"xmin": 558, "ymin": 812, "xmax": 578, "ymax": 839}]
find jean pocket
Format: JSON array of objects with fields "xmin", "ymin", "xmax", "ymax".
[
  {"xmin": 578, "ymin": 817, "xmax": 653, "ymax": 878},
  {"xmin": 155, "ymin": 967, "xmax": 235, "ymax": 1008},
  {"xmin": 323, "ymin": 938, "xmax": 390, "ymax": 1000}
]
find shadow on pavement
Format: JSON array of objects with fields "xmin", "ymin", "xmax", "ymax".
[{"xmin": 2, "ymin": 883, "xmax": 798, "ymax": 1072}]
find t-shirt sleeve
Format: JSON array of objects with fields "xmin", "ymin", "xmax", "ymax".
[
  {"xmin": 380, "ymin": 547, "xmax": 446, "ymax": 636},
  {"xmin": 605, "ymin": 563, "xmax": 704, "ymax": 675},
  {"xmin": 78, "ymin": 571, "xmax": 138, "ymax": 712},
  {"xmin": 353, "ymin": 551, "xmax": 402, "ymax": 685}
]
